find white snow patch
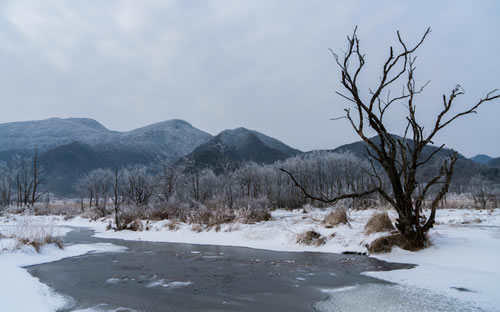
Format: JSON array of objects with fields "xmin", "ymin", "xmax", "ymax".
[
  {"xmin": 71, "ymin": 304, "xmax": 139, "ymax": 312},
  {"xmin": 105, "ymin": 278, "xmax": 122, "ymax": 284},
  {"xmin": 0, "ymin": 220, "xmax": 127, "ymax": 312},
  {"xmin": 365, "ymin": 224, "xmax": 500, "ymax": 311},
  {"xmin": 145, "ymin": 278, "xmax": 192, "ymax": 288},
  {"xmin": 320, "ymin": 285, "xmax": 358, "ymax": 293}
]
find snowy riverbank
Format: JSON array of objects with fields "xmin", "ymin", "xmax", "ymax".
[
  {"xmin": 0, "ymin": 218, "xmax": 126, "ymax": 312},
  {"xmin": 1, "ymin": 208, "xmax": 499, "ymax": 311}
]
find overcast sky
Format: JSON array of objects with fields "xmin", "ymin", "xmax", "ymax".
[{"xmin": 0, "ymin": 1, "xmax": 498, "ymax": 157}]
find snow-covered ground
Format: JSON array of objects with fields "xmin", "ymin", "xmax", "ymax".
[
  {"xmin": 0, "ymin": 217, "xmax": 127, "ymax": 312},
  {"xmin": 366, "ymin": 223, "xmax": 500, "ymax": 311},
  {"xmin": 1, "ymin": 208, "xmax": 499, "ymax": 311}
]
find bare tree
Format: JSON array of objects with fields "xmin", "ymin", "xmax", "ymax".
[
  {"xmin": 157, "ymin": 163, "xmax": 181, "ymax": 203},
  {"xmin": 470, "ymin": 175, "xmax": 495, "ymax": 210},
  {"xmin": 12, "ymin": 149, "xmax": 44, "ymax": 209},
  {"xmin": 112, "ymin": 168, "xmax": 124, "ymax": 229},
  {"xmin": 282, "ymin": 27, "xmax": 499, "ymax": 249},
  {"xmin": 122, "ymin": 166, "xmax": 154, "ymax": 207},
  {"xmin": 0, "ymin": 163, "xmax": 14, "ymax": 208}
]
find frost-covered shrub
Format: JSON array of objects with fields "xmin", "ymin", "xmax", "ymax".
[
  {"xmin": 162, "ymin": 199, "xmax": 191, "ymax": 222},
  {"xmin": 185, "ymin": 200, "xmax": 236, "ymax": 226},
  {"xmin": 2, "ymin": 218, "xmax": 64, "ymax": 252},
  {"xmin": 118, "ymin": 206, "xmax": 143, "ymax": 226},
  {"xmin": 235, "ymin": 197, "xmax": 271, "ymax": 224},
  {"xmin": 187, "ymin": 202, "xmax": 212, "ymax": 225},
  {"xmin": 148, "ymin": 203, "xmax": 170, "ymax": 220}
]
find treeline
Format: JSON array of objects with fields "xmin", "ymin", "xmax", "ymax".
[
  {"xmin": 73, "ymin": 152, "xmax": 374, "ymax": 215},
  {"xmin": 1, "ymin": 151, "xmax": 499, "ymax": 220},
  {"xmin": 68, "ymin": 152, "xmax": 382, "ymax": 228}
]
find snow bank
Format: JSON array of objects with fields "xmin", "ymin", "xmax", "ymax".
[
  {"xmin": 90, "ymin": 209, "xmax": 385, "ymax": 254},
  {"xmin": 1, "ymin": 208, "xmax": 499, "ymax": 311},
  {"xmin": 0, "ymin": 219, "xmax": 127, "ymax": 312},
  {"xmin": 365, "ymin": 224, "xmax": 500, "ymax": 311}
]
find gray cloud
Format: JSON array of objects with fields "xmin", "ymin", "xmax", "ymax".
[{"xmin": 0, "ymin": 0, "xmax": 498, "ymax": 157}]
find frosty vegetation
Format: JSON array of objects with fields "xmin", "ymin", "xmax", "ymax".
[
  {"xmin": 72, "ymin": 152, "xmax": 378, "ymax": 230},
  {"xmin": 0, "ymin": 150, "xmax": 497, "ymax": 235}
]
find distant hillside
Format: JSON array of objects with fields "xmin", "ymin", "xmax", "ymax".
[
  {"xmin": 323, "ymin": 134, "xmax": 500, "ymax": 187},
  {"xmin": 0, "ymin": 118, "xmax": 306, "ymax": 194},
  {"xmin": 0, "ymin": 118, "xmax": 212, "ymax": 161},
  {"xmin": 471, "ymin": 154, "xmax": 493, "ymax": 165},
  {"xmin": 0, "ymin": 117, "xmax": 213, "ymax": 195},
  {"xmin": 330, "ymin": 134, "xmax": 462, "ymax": 161},
  {"xmin": 489, "ymin": 157, "xmax": 500, "ymax": 168},
  {"xmin": 179, "ymin": 128, "xmax": 302, "ymax": 172},
  {"xmin": 0, "ymin": 118, "xmax": 115, "ymax": 152},
  {"xmin": 114, "ymin": 119, "xmax": 212, "ymax": 161},
  {"xmin": 39, "ymin": 142, "xmax": 156, "ymax": 195}
]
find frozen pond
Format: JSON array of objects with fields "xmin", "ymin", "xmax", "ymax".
[{"xmin": 25, "ymin": 227, "xmax": 485, "ymax": 311}]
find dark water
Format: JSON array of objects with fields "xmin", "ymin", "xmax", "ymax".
[{"xmin": 26, "ymin": 227, "xmax": 413, "ymax": 312}]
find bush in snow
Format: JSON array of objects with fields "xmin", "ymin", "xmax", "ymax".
[
  {"xmin": 364, "ymin": 212, "xmax": 395, "ymax": 235},
  {"xmin": 125, "ymin": 219, "xmax": 144, "ymax": 232},
  {"xmin": 1, "ymin": 218, "xmax": 64, "ymax": 253},
  {"xmin": 368, "ymin": 232, "xmax": 427, "ymax": 253},
  {"xmin": 164, "ymin": 220, "xmax": 180, "ymax": 231},
  {"xmin": 235, "ymin": 197, "xmax": 271, "ymax": 224},
  {"xmin": 296, "ymin": 230, "xmax": 326, "ymax": 246},
  {"xmin": 17, "ymin": 235, "xmax": 63, "ymax": 252},
  {"xmin": 323, "ymin": 208, "xmax": 349, "ymax": 228}
]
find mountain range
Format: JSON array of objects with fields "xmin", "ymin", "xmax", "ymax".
[
  {"xmin": 0, "ymin": 118, "xmax": 211, "ymax": 161},
  {"xmin": 0, "ymin": 117, "xmax": 498, "ymax": 195},
  {"xmin": 0, "ymin": 118, "xmax": 301, "ymax": 194},
  {"xmin": 178, "ymin": 127, "xmax": 301, "ymax": 173},
  {"xmin": 328, "ymin": 136, "xmax": 500, "ymax": 188}
]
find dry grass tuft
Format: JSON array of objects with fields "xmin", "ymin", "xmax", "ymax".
[
  {"xmin": 367, "ymin": 234, "xmax": 403, "ymax": 254},
  {"xmin": 461, "ymin": 218, "xmax": 482, "ymax": 225},
  {"xmin": 165, "ymin": 220, "xmax": 180, "ymax": 231},
  {"xmin": 364, "ymin": 212, "xmax": 395, "ymax": 235},
  {"xmin": 18, "ymin": 235, "xmax": 64, "ymax": 252},
  {"xmin": 296, "ymin": 230, "xmax": 326, "ymax": 246},
  {"xmin": 224, "ymin": 223, "xmax": 241, "ymax": 232},
  {"xmin": 32, "ymin": 202, "xmax": 82, "ymax": 217},
  {"xmin": 4, "ymin": 218, "xmax": 65, "ymax": 253},
  {"xmin": 237, "ymin": 207, "xmax": 271, "ymax": 224},
  {"xmin": 125, "ymin": 219, "xmax": 144, "ymax": 231},
  {"xmin": 367, "ymin": 233, "xmax": 428, "ymax": 253},
  {"xmin": 323, "ymin": 208, "xmax": 349, "ymax": 228},
  {"xmin": 191, "ymin": 224, "xmax": 203, "ymax": 233}
]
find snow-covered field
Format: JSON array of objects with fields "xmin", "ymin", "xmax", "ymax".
[{"xmin": 1, "ymin": 208, "xmax": 499, "ymax": 311}]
